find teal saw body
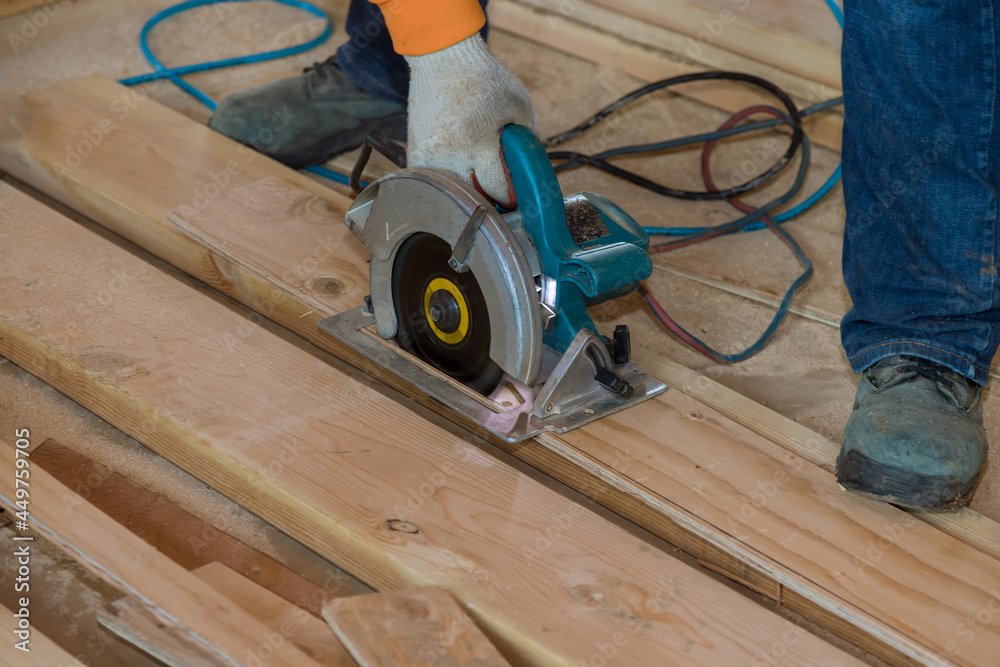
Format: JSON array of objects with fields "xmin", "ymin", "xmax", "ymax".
[{"xmin": 499, "ymin": 124, "xmax": 652, "ymax": 356}]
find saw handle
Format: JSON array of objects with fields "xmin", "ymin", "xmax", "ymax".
[{"xmin": 500, "ymin": 124, "xmax": 577, "ymax": 275}]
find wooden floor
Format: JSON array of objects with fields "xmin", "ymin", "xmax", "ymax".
[{"xmin": 2, "ymin": 1, "xmax": 1000, "ymax": 665}]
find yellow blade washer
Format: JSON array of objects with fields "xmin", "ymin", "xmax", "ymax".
[{"xmin": 424, "ymin": 277, "xmax": 470, "ymax": 345}]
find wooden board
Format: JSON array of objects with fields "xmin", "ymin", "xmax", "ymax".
[
  {"xmin": 512, "ymin": 0, "xmax": 842, "ymax": 104},
  {"xmin": 0, "ymin": 604, "xmax": 84, "ymax": 666},
  {"xmin": 0, "ymin": 185, "xmax": 859, "ymax": 667},
  {"xmin": 490, "ymin": 0, "xmax": 843, "ymax": 151},
  {"xmin": 194, "ymin": 563, "xmax": 356, "ymax": 666},
  {"xmin": 587, "ymin": 0, "xmax": 842, "ymax": 89},
  {"xmin": 324, "ymin": 587, "xmax": 509, "ymax": 667},
  {"xmin": 3, "ymin": 77, "xmax": 1000, "ymax": 665},
  {"xmin": 0, "ymin": 441, "xmax": 326, "ymax": 667},
  {"xmin": 691, "ymin": 0, "xmax": 843, "ymax": 54},
  {"xmin": 632, "ymin": 350, "xmax": 1000, "ymax": 562}
]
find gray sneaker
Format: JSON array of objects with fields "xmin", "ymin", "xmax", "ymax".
[
  {"xmin": 836, "ymin": 355, "xmax": 988, "ymax": 510},
  {"xmin": 208, "ymin": 56, "xmax": 407, "ymax": 168}
]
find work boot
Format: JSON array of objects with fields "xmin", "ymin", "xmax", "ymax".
[
  {"xmin": 836, "ymin": 355, "xmax": 988, "ymax": 510},
  {"xmin": 208, "ymin": 56, "xmax": 407, "ymax": 168}
]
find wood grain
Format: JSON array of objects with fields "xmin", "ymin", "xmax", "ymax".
[
  {"xmin": 324, "ymin": 587, "xmax": 509, "ymax": 667},
  {"xmin": 3, "ymin": 77, "xmax": 1000, "ymax": 665},
  {"xmin": 162, "ymin": 162, "xmax": 1000, "ymax": 665},
  {"xmin": 587, "ymin": 0, "xmax": 841, "ymax": 89},
  {"xmin": 511, "ymin": 0, "xmax": 842, "ymax": 104},
  {"xmin": 0, "ymin": 184, "xmax": 859, "ymax": 665},
  {"xmin": 99, "ymin": 597, "xmax": 224, "ymax": 667},
  {"xmin": 31, "ymin": 439, "xmax": 359, "ymax": 616},
  {"xmin": 0, "ymin": 441, "xmax": 326, "ymax": 667}
]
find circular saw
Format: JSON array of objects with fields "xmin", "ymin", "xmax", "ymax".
[{"xmin": 319, "ymin": 125, "xmax": 666, "ymax": 442}]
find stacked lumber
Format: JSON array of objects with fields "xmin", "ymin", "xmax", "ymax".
[
  {"xmin": 490, "ymin": 0, "xmax": 843, "ymax": 150},
  {"xmin": 2, "ymin": 76, "xmax": 1000, "ymax": 666},
  {"xmin": 102, "ymin": 562, "xmax": 357, "ymax": 667},
  {"xmin": 0, "ymin": 442, "xmax": 328, "ymax": 667}
]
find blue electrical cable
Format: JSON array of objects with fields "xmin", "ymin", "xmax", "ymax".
[
  {"xmin": 118, "ymin": 0, "xmax": 354, "ymax": 185},
  {"xmin": 119, "ymin": 0, "xmax": 332, "ymax": 110}
]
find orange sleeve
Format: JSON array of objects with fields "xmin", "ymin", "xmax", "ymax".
[{"xmin": 370, "ymin": 0, "xmax": 486, "ymax": 56}]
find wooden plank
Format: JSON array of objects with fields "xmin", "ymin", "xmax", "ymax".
[
  {"xmin": 193, "ymin": 563, "xmax": 356, "ymax": 667},
  {"xmin": 513, "ymin": 0, "xmax": 842, "ymax": 105},
  {"xmin": 490, "ymin": 0, "xmax": 843, "ymax": 151},
  {"xmin": 30, "ymin": 439, "xmax": 347, "ymax": 617},
  {"xmin": 99, "ymin": 597, "xmax": 225, "ymax": 667},
  {"xmin": 4, "ymin": 77, "xmax": 1000, "ymax": 664},
  {"xmin": 0, "ymin": 184, "xmax": 858, "ymax": 666},
  {"xmin": 587, "ymin": 0, "xmax": 842, "ymax": 90},
  {"xmin": 0, "ymin": 604, "xmax": 85, "ymax": 666},
  {"xmin": 691, "ymin": 0, "xmax": 843, "ymax": 54},
  {"xmin": 0, "ymin": 441, "xmax": 326, "ymax": 667},
  {"xmin": 323, "ymin": 587, "xmax": 509, "ymax": 667}
]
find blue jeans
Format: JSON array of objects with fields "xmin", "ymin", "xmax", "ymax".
[
  {"xmin": 841, "ymin": 0, "xmax": 1000, "ymax": 385},
  {"xmin": 336, "ymin": 0, "xmax": 490, "ymax": 104}
]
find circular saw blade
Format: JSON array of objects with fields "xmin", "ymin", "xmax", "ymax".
[
  {"xmin": 353, "ymin": 168, "xmax": 543, "ymax": 387},
  {"xmin": 391, "ymin": 232, "xmax": 504, "ymax": 395}
]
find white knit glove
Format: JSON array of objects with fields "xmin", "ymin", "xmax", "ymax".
[{"xmin": 405, "ymin": 35, "xmax": 538, "ymax": 208}]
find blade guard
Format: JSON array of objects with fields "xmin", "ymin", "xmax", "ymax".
[{"xmin": 344, "ymin": 168, "xmax": 544, "ymax": 387}]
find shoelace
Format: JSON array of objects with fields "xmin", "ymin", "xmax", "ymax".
[{"xmin": 303, "ymin": 55, "xmax": 338, "ymax": 76}]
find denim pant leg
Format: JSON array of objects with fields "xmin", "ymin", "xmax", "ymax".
[
  {"xmin": 840, "ymin": 0, "xmax": 1000, "ymax": 386},
  {"xmin": 336, "ymin": 0, "xmax": 491, "ymax": 104}
]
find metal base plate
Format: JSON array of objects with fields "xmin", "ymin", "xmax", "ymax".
[{"xmin": 319, "ymin": 307, "xmax": 668, "ymax": 443}]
